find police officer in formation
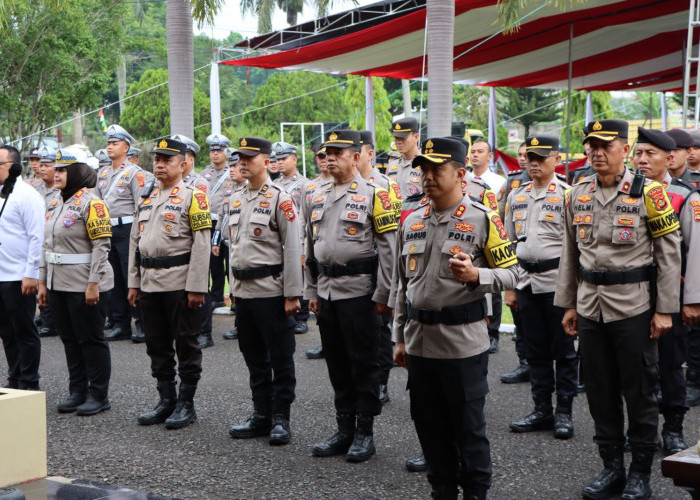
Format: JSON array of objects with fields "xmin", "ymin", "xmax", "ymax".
[
  {"xmin": 555, "ymin": 119, "xmax": 681, "ymax": 500},
  {"xmin": 503, "ymin": 135, "xmax": 578, "ymax": 439},
  {"xmin": 38, "ymin": 147, "xmax": 114, "ymax": 416},
  {"xmin": 224, "ymin": 137, "xmax": 301, "ymax": 445},
  {"xmin": 631, "ymin": 127, "xmax": 700, "ymax": 456},
  {"xmin": 306, "ymin": 129, "xmax": 397, "ymax": 463},
  {"xmin": 96, "ymin": 125, "xmax": 149, "ymax": 343},
  {"xmin": 387, "ymin": 117, "xmax": 422, "ymax": 197},
  {"xmin": 26, "ymin": 147, "xmax": 44, "ymax": 189},
  {"xmin": 393, "ymin": 137, "xmax": 519, "ymax": 500},
  {"xmin": 127, "ymin": 138, "xmax": 212, "ymax": 430},
  {"xmin": 127, "ymin": 147, "xmax": 141, "ymax": 165},
  {"xmin": 171, "ymin": 134, "xmax": 210, "ymax": 193}
]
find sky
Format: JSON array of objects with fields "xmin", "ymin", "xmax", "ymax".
[{"xmin": 195, "ymin": 0, "xmax": 375, "ymax": 41}]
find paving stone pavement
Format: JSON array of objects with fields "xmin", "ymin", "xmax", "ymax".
[{"xmin": 1, "ymin": 315, "xmax": 697, "ymax": 499}]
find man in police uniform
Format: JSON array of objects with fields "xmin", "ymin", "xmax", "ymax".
[
  {"xmin": 273, "ymin": 141, "xmax": 311, "ymax": 334},
  {"xmin": 199, "ymin": 133, "xmax": 232, "ymax": 348},
  {"xmin": 268, "ymin": 151, "xmax": 281, "ymax": 181},
  {"xmin": 225, "ymin": 137, "xmax": 302, "ymax": 445},
  {"xmin": 393, "ymin": 137, "xmax": 519, "ymax": 500},
  {"xmin": 666, "ymin": 129, "xmax": 700, "ymax": 188},
  {"xmin": 688, "ymin": 132, "xmax": 700, "ymax": 172},
  {"xmin": 36, "ymin": 146, "xmax": 59, "ymax": 338},
  {"xmin": 503, "ymin": 135, "xmax": 578, "ymax": 439},
  {"xmin": 26, "ymin": 148, "xmax": 43, "ymax": 189},
  {"xmin": 127, "ymin": 138, "xmax": 211, "ymax": 430},
  {"xmin": 387, "ymin": 117, "xmax": 422, "ymax": 197},
  {"xmin": 127, "ymin": 147, "xmax": 141, "ymax": 165},
  {"xmin": 306, "ymin": 130, "xmax": 397, "ymax": 463},
  {"xmin": 97, "ymin": 125, "xmax": 150, "ymax": 343},
  {"xmin": 171, "ymin": 134, "xmax": 209, "ymax": 193},
  {"xmin": 632, "ymin": 127, "xmax": 700, "ymax": 454},
  {"xmin": 555, "ymin": 119, "xmax": 681, "ymax": 500},
  {"xmin": 95, "ymin": 149, "xmax": 111, "ymax": 169}
]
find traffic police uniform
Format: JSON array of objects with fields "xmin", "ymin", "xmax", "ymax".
[
  {"xmin": 306, "ymin": 130, "xmax": 397, "ymax": 463},
  {"xmin": 201, "ymin": 134, "xmax": 232, "ymax": 312},
  {"xmin": 272, "ymin": 141, "xmax": 311, "ymax": 334},
  {"xmin": 26, "ymin": 148, "xmax": 44, "ymax": 189},
  {"xmin": 226, "ymin": 137, "xmax": 302, "ymax": 445},
  {"xmin": 128, "ymin": 138, "xmax": 212, "ymax": 429},
  {"xmin": 36, "ymin": 146, "xmax": 59, "ymax": 338},
  {"xmin": 503, "ymin": 136, "xmax": 578, "ymax": 439},
  {"xmin": 386, "ymin": 117, "xmax": 423, "ymax": 197},
  {"xmin": 393, "ymin": 137, "xmax": 519, "ymax": 499},
  {"xmin": 554, "ymin": 120, "xmax": 682, "ymax": 499},
  {"xmin": 127, "ymin": 147, "xmax": 141, "ymax": 164},
  {"xmin": 95, "ymin": 149, "xmax": 111, "ymax": 169},
  {"xmin": 40, "ymin": 147, "xmax": 113, "ymax": 415},
  {"xmin": 96, "ymin": 125, "xmax": 150, "ymax": 341}
]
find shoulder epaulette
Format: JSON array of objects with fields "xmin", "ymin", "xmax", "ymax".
[{"xmin": 507, "ymin": 169, "xmax": 523, "ymax": 176}]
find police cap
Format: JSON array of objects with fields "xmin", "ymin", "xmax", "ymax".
[
  {"xmin": 525, "ymin": 135, "xmax": 560, "ymax": 157},
  {"xmin": 171, "ymin": 134, "xmax": 201, "ymax": 154},
  {"xmin": 151, "ymin": 138, "xmax": 187, "ymax": 157},
  {"xmin": 272, "ymin": 141, "xmax": 297, "ymax": 159},
  {"xmin": 38, "ymin": 145, "xmax": 56, "ymax": 163},
  {"xmin": 206, "ymin": 133, "xmax": 231, "ymax": 151},
  {"xmin": 106, "ymin": 124, "xmax": 135, "ymax": 145},
  {"xmin": 126, "ymin": 147, "xmax": 141, "ymax": 158},
  {"xmin": 583, "ymin": 119, "xmax": 628, "ymax": 144},
  {"xmin": 412, "ymin": 137, "xmax": 466, "ymax": 169},
  {"xmin": 237, "ymin": 137, "xmax": 272, "ymax": 157},
  {"xmin": 390, "ymin": 117, "xmax": 419, "ymax": 138},
  {"xmin": 358, "ymin": 131, "xmax": 374, "ymax": 148},
  {"xmin": 55, "ymin": 147, "xmax": 89, "ymax": 166},
  {"xmin": 28, "ymin": 148, "xmax": 41, "ymax": 159},
  {"xmin": 323, "ymin": 130, "xmax": 361, "ymax": 149}
]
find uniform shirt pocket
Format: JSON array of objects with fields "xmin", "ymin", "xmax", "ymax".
[
  {"xmin": 573, "ymin": 212, "xmax": 594, "ymax": 244},
  {"xmin": 611, "ymin": 215, "xmax": 639, "ymax": 245},
  {"xmin": 402, "ymin": 239, "xmax": 427, "ymax": 278},
  {"xmin": 438, "ymin": 240, "xmax": 473, "ymax": 279},
  {"xmin": 249, "ymin": 211, "xmax": 272, "ymax": 240},
  {"xmin": 161, "ymin": 210, "xmax": 181, "ymax": 237},
  {"xmin": 537, "ymin": 211, "xmax": 563, "ymax": 238},
  {"xmin": 339, "ymin": 209, "xmax": 368, "ymax": 241}
]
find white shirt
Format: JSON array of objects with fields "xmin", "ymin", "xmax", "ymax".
[
  {"xmin": 0, "ymin": 177, "xmax": 45, "ymax": 281},
  {"xmin": 473, "ymin": 168, "xmax": 505, "ymax": 195}
]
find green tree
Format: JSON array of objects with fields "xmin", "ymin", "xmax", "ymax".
[
  {"xmin": 344, "ymin": 76, "xmax": 393, "ymax": 151},
  {"xmin": 241, "ymin": 0, "xmax": 350, "ymax": 34},
  {"xmin": 120, "ymin": 68, "xmax": 211, "ymax": 161},
  {"xmin": 0, "ymin": 0, "xmax": 124, "ymax": 151},
  {"xmin": 242, "ymin": 71, "xmax": 350, "ymax": 143},
  {"xmin": 453, "ymin": 85, "xmax": 490, "ymax": 130},
  {"xmin": 559, "ymin": 91, "xmax": 612, "ymax": 154},
  {"xmin": 497, "ymin": 87, "xmax": 562, "ymax": 138}
]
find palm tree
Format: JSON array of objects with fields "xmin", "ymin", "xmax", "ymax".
[
  {"xmin": 167, "ymin": 0, "xmax": 224, "ymax": 137},
  {"xmin": 426, "ymin": 0, "xmax": 454, "ymax": 137},
  {"xmin": 241, "ymin": 0, "xmax": 342, "ymax": 34}
]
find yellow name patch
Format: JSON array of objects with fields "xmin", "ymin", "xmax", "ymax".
[{"xmin": 86, "ymin": 201, "xmax": 112, "ymax": 240}]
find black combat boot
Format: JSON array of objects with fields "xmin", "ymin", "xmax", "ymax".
[
  {"xmin": 405, "ymin": 454, "xmax": 428, "ymax": 472},
  {"xmin": 500, "ymin": 359, "xmax": 529, "ymax": 384},
  {"xmin": 661, "ymin": 408, "xmax": 687, "ymax": 456},
  {"xmin": 131, "ymin": 319, "xmax": 146, "ymax": 343},
  {"xmin": 229, "ymin": 401, "xmax": 272, "ymax": 438},
  {"xmin": 197, "ymin": 331, "xmax": 214, "ymax": 349},
  {"xmin": 269, "ymin": 403, "xmax": 291, "ymax": 445},
  {"xmin": 138, "ymin": 380, "xmax": 177, "ymax": 425},
  {"xmin": 378, "ymin": 384, "xmax": 390, "ymax": 404},
  {"xmin": 582, "ymin": 444, "xmax": 626, "ymax": 499},
  {"xmin": 553, "ymin": 395, "xmax": 574, "ymax": 440},
  {"xmin": 164, "ymin": 383, "xmax": 197, "ymax": 429},
  {"xmin": 430, "ymin": 485, "xmax": 459, "ymax": 500},
  {"xmin": 312, "ymin": 412, "xmax": 355, "ymax": 457},
  {"xmin": 57, "ymin": 393, "xmax": 86, "ymax": 413},
  {"xmin": 346, "ymin": 414, "xmax": 376, "ymax": 463},
  {"xmin": 509, "ymin": 394, "xmax": 554, "ymax": 432},
  {"xmin": 621, "ymin": 447, "xmax": 654, "ymax": 500}
]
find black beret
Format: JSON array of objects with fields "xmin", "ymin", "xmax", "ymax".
[
  {"xmin": 665, "ymin": 129, "xmax": 694, "ymax": 149},
  {"xmin": 637, "ymin": 127, "xmax": 676, "ymax": 151}
]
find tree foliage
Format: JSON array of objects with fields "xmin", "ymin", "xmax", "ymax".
[
  {"xmin": 0, "ymin": 0, "xmax": 125, "ymax": 150},
  {"xmin": 559, "ymin": 90, "xmax": 612, "ymax": 154},
  {"xmin": 344, "ymin": 76, "xmax": 393, "ymax": 151},
  {"xmin": 240, "ymin": 0, "xmax": 351, "ymax": 34},
  {"xmin": 497, "ymin": 87, "xmax": 562, "ymax": 138}
]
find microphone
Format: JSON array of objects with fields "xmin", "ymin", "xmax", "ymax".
[{"xmin": 0, "ymin": 162, "xmax": 22, "ymax": 199}]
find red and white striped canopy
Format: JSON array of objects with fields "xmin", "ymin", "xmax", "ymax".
[{"xmin": 221, "ymin": 0, "xmax": 694, "ymax": 92}]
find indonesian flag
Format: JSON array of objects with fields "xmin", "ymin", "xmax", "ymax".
[{"xmin": 97, "ymin": 108, "xmax": 108, "ymax": 135}]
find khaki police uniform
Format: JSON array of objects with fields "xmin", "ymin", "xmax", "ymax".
[
  {"xmin": 183, "ymin": 171, "xmax": 210, "ymax": 193},
  {"xmin": 128, "ymin": 180, "xmax": 212, "ymax": 386},
  {"xmin": 40, "ymin": 185, "xmax": 113, "ymax": 404}
]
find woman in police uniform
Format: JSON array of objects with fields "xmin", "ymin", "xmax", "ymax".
[{"xmin": 38, "ymin": 147, "xmax": 114, "ymax": 416}]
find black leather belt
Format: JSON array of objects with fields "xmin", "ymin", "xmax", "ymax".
[
  {"xmin": 231, "ymin": 264, "xmax": 283, "ymax": 280},
  {"xmin": 140, "ymin": 252, "xmax": 191, "ymax": 269},
  {"xmin": 518, "ymin": 257, "xmax": 560, "ymax": 274},
  {"xmin": 405, "ymin": 297, "xmax": 487, "ymax": 325},
  {"xmin": 317, "ymin": 256, "xmax": 378, "ymax": 278},
  {"xmin": 580, "ymin": 266, "xmax": 652, "ymax": 285}
]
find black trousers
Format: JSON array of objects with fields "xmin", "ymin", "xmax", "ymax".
[
  {"xmin": 293, "ymin": 297, "xmax": 310, "ymax": 323},
  {"xmin": 139, "ymin": 290, "xmax": 202, "ymax": 385},
  {"xmin": 49, "ymin": 290, "xmax": 111, "ymax": 400},
  {"xmin": 39, "ymin": 304, "xmax": 54, "ymax": 331},
  {"xmin": 487, "ymin": 293, "xmax": 501, "ymax": 340},
  {"xmin": 517, "ymin": 288, "xmax": 578, "ymax": 400},
  {"xmin": 658, "ymin": 313, "xmax": 688, "ymax": 412},
  {"xmin": 107, "ymin": 223, "xmax": 135, "ymax": 329},
  {"xmin": 688, "ymin": 323, "xmax": 700, "ymax": 380},
  {"xmin": 318, "ymin": 295, "xmax": 381, "ymax": 416},
  {"xmin": 408, "ymin": 353, "xmax": 491, "ymax": 495},
  {"xmin": 236, "ymin": 295, "xmax": 296, "ymax": 407},
  {"xmin": 377, "ymin": 312, "xmax": 393, "ymax": 385},
  {"xmin": 578, "ymin": 310, "xmax": 659, "ymax": 448},
  {"xmin": 511, "ymin": 307, "xmax": 527, "ymax": 362},
  {"xmin": 209, "ymin": 221, "xmax": 228, "ymax": 303},
  {"xmin": 0, "ymin": 281, "xmax": 41, "ymax": 389}
]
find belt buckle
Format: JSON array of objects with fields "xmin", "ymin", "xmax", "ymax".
[{"xmin": 54, "ymin": 254, "xmax": 62, "ymax": 265}]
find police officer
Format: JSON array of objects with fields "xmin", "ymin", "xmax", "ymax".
[
  {"xmin": 571, "ymin": 141, "xmax": 595, "ymax": 184},
  {"xmin": 95, "ymin": 149, "xmax": 111, "ymax": 170},
  {"xmin": 37, "ymin": 147, "xmax": 113, "ymax": 415},
  {"xmin": 503, "ymin": 135, "xmax": 578, "ymax": 439},
  {"xmin": 393, "ymin": 137, "xmax": 519, "ymax": 500},
  {"xmin": 36, "ymin": 146, "xmax": 59, "ymax": 338},
  {"xmin": 26, "ymin": 148, "xmax": 44, "ymax": 189},
  {"xmin": 273, "ymin": 141, "xmax": 311, "ymax": 334},
  {"xmin": 127, "ymin": 147, "xmax": 141, "ymax": 165},
  {"xmin": 555, "ymin": 119, "xmax": 681, "ymax": 500},
  {"xmin": 666, "ymin": 129, "xmax": 700, "ymax": 188},
  {"xmin": 225, "ymin": 137, "xmax": 302, "ymax": 445},
  {"xmin": 387, "ymin": 117, "xmax": 422, "ymax": 197},
  {"xmin": 632, "ymin": 127, "xmax": 700, "ymax": 454},
  {"xmin": 306, "ymin": 130, "xmax": 397, "ymax": 463},
  {"xmin": 171, "ymin": 134, "xmax": 210, "ymax": 193},
  {"xmin": 97, "ymin": 124, "xmax": 149, "ymax": 342},
  {"xmin": 688, "ymin": 132, "xmax": 700, "ymax": 172},
  {"xmin": 127, "ymin": 138, "xmax": 211, "ymax": 430}
]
